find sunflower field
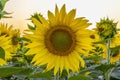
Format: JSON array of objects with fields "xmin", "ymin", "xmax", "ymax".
[{"xmin": 0, "ymin": 0, "xmax": 120, "ymax": 80}]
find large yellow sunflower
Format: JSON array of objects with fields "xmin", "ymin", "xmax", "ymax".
[
  {"xmin": 0, "ymin": 36, "xmax": 11, "ymax": 65},
  {"xmin": 25, "ymin": 5, "xmax": 93, "ymax": 75},
  {"xmin": 0, "ymin": 23, "xmax": 20, "ymax": 52}
]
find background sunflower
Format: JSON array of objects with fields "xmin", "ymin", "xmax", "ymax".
[
  {"xmin": 0, "ymin": 23, "xmax": 20, "ymax": 53},
  {"xmin": 90, "ymin": 33, "xmax": 120, "ymax": 63},
  {"xmin": 0, "ymin": 36, "xmax": 11, "ymax": 65}
]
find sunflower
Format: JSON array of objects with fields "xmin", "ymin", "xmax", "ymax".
[
  {"xmin": 110, "ymin": 34, "xmax": 120, "ymax": 63},
  {"xmin": 25, "ymin": 5, "xmax": 93, "ymax": 75},
  {"xmin": 110, "ymin": 50, "xmax": 120, "ymax": 63},
  {"xmin": 95, "ymin": 18, "xmax": 117, "ymax": 39},
  {"xmin": 0, "ymin": 58, "xmax": 7, "ymax": 66},
  {"xmin": 89, "ymin": 31, "xmax": 107, "ymax": 59},
  {"xmin": 0, "ymin": 36, "xmax": 11, "ymax": 65},
  {"xmin": 0, "ymin": 24, "xmax": 12, "ymax": 36},
  {"xmin": 0, "ymin": 23, "xmax": 20, "ymax": 52},
  {"xmin": 90, "ymin": 32, "xmax": 120, "ymax": 63}
]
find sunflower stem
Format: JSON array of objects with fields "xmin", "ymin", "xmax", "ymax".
[
  {"xmin": 107, "ymin": 38, "xmax": 111, "ymax": 64},
  {"xmin": 106, "ymin": 38, "xmax": 111, "ymax": 80}
]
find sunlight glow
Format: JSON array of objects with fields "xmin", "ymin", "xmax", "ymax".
[{"xmin": 0, "ymin": 0, "xmax": 120, "ymax": 32}]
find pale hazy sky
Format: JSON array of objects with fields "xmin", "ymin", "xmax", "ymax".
[{"xmin": 0, "ymin": 0, "xmax": 120, "ymax": 32}]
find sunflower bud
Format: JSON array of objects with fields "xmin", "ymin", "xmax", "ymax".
[{"xmin": 96, "ymin": 17, "xmax": 117, "ymax": 39}]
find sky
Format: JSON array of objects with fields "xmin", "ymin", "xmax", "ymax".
[{"xmin": 0, "ymin": 0, "xmax": 120, "ymax": 33}]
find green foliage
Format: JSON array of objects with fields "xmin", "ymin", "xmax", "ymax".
[
  {"xmin": 110, "ymin": 66, "xmax": 120, "ymax": 80},
  {"xmin": 17, "ymin": 68, "xmax": 33, "ymax": 76},
  {"xmin": 69, "ymin": 74, "xmax": 91, "ymax": 80},
  {"xmin": 0, "ymin": 47, "xmax": 5, "ymax": 60},
  {"xmin": 29, "ymin": 71, "xmax": 53, "ymax": 80},
  {"xmin": 0, "ymin": 0, "xmax": 8, "ymax": 10},
  {"xmin": 20, "ymin": 37, "xmax": 31, "ymax": 42},
  {"xmin": 93, "ymin": 39, "xmax": 106, "ymax": 44},
  {"xmin": 28, "ymin": 24, "xmax": 36, "ymax": 30},
  {"xmin": 31, "ymin": 13, "xmax": 43, "ymax": 23},
  {"xmin": 0, "ymin": 0, "xmax": 12, "ymax": 19},
  {"xmin": 95, "ymin": 64, "xmax": 115, "ymax": 74},
  {"xmin": 95, "ymin": 64, "xmax": 115, "ymax": 80},
  {"xmin": 0, "ymin": 67, "xmax": 33, "ymax": 78},
  {"xmin": 111, "ymin": 45, "xmax": 120, "ymax": 53}
]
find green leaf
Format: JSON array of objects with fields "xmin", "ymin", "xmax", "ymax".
[
  {"xmin": 80, "ymin": 65, "xmax": 99, "ymax": 74},
  {"xmin": 3, "ymin": 15, "xmax": 12, "ymax": 18},
  {"xmin": 69, "ymin": 74, "xmax": 91, "ymax": 80},
  {"xmin": 105, "ymin": 67, "xmax": 114, "ymax": 80},
  {"xmin": 111, "ymin": 67, "xmax": 120, "ymax": 80},
  {"xmin": 93, "ymin": 40, "xmax": 105, "ymax": 44},
  {"xmin": 20, "ymin": 37, "xmax": 31, "ymax": 42},
  {"xmin": 17, "ymin": 68, "xmax": 33, "ymax": 76},
  {"xmin": 0, "ymin": 67, "xmax": 33, "ymax": 78},
  {"xmin": 28, "ymin": 24, "xmax": 36, "ymax": 30},
  {"xmin": 31, "ymin": 13, "xmax": 42, "ymax": 23},
  {"xmin": 22, "ymin": 48, "xmax": 29, "ymax": 54},
  {"xmin": 29, "ymin": 71, "xmax": 53, "ymax": 80},
  {"xmin": 0, "ymin": 67, "xmax": 23, "ymax": 77},
  {"xmin": 95, "ymin": 64, "xmax": 115, "ymax": 73},
  {"xmin": 0, "ymin": 47, "xmax": 5, "ymax": 60},
  {"xmin": 111, "ymin": 45, "xmax": 120, "ymax": 52},
  {"xmin": 85, "ymin": 55, "xmax": 101, "ymax": 60},
  {"xmin": 0, "ymin": 0, "xmax": 8, "ymax": 10},
  {"xmin": 3, "ymin": 11, "xmax": 12, "ymax": 14}
]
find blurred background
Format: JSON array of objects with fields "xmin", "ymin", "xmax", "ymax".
[{"xmin": 0, "ymin": 0, "xmax": 120, "ymax": 33}]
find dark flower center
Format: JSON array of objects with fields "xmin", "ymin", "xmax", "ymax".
[{"xmin": 45, "ymin": 25, "xmax": 76, "ymax": 56}]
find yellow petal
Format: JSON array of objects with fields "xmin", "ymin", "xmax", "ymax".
[
  {"xmin": 55, "ymin": 5, "xmax": 59, "ymax": 16},
  {"xmin": 48, "ymin": 11, "xmax": 57, "ymax": 27},
  {"xmin": 59, "ymin": 56, "xmax": 64, "ymax": 74},
  {"xmin": 64, "ymin": 57, "xmax": 69, "ymax": 73},
  {"xmin": 32, "ymin": 49, "xmax": 48, "ymax": 63},
  {"xmin": 54, "ymin": 56, "xmax": 60, "ymax": 75},
  {"xmin": 46, "ymin": 54, "xmax": 57, "ymax": 71},
  {"xmin": 0, "ymin": 58, "xmax": 7, "ymax": 66},
  {"xmin": 38, "ymin": 15, "xmax": 48, "ymax": 27},
  {"xmin": 79, "ymin": 56, "xmax": 85, "ymax": 68},
  {"xmin": 64, "ymin": 9, "xmax": 76, "ymax": 25},
  {"xmin": 31, "ymin": 18, "xmax": 43, "ymax": 28},
  {"xmin": 68, "ymin": 54, "xmax": 78, "ymax": 72},
  {"xmin": 59, "ymin": 4, "xmax": 66, "ymax": 23},
  {"xmin": 48, "ymin": 10, "xmax": 55, "ymax": 24},
  {"xmin": 70, "ymin": 17, "xmax": 85, "ymax": 27}
]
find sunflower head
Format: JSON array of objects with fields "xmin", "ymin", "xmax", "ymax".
[
  {"xmin": 11, "ymin": 30, "xmax": 20, "ymax": 52},
  {"xmin": 0, "ymin": 35, "xmax": 12, "ymax": 65},
  {"xmin": 111, "ymin": 34, "xmax": 120, "ymax": 47},
  {"xmin": 96, "ymin": 17, "xmax": 117, "ymax": 39},
  {"xmin": 110, "ymin": 49, "xmax": 120, "ymax": 63},
  {"xmin": 0, "ymin": 23, "xmax": 20, "ymax": 52},
  {"xmin": 110, "ymin": 34, "xmax": 120, "ymax": 63},
  {"xmin": 25, "ymin": 4, "xmax": 93, "ymax": 75},
  {"xmin": 0, "ymin": 24, "xmax": 11, "ymax": 36}
]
